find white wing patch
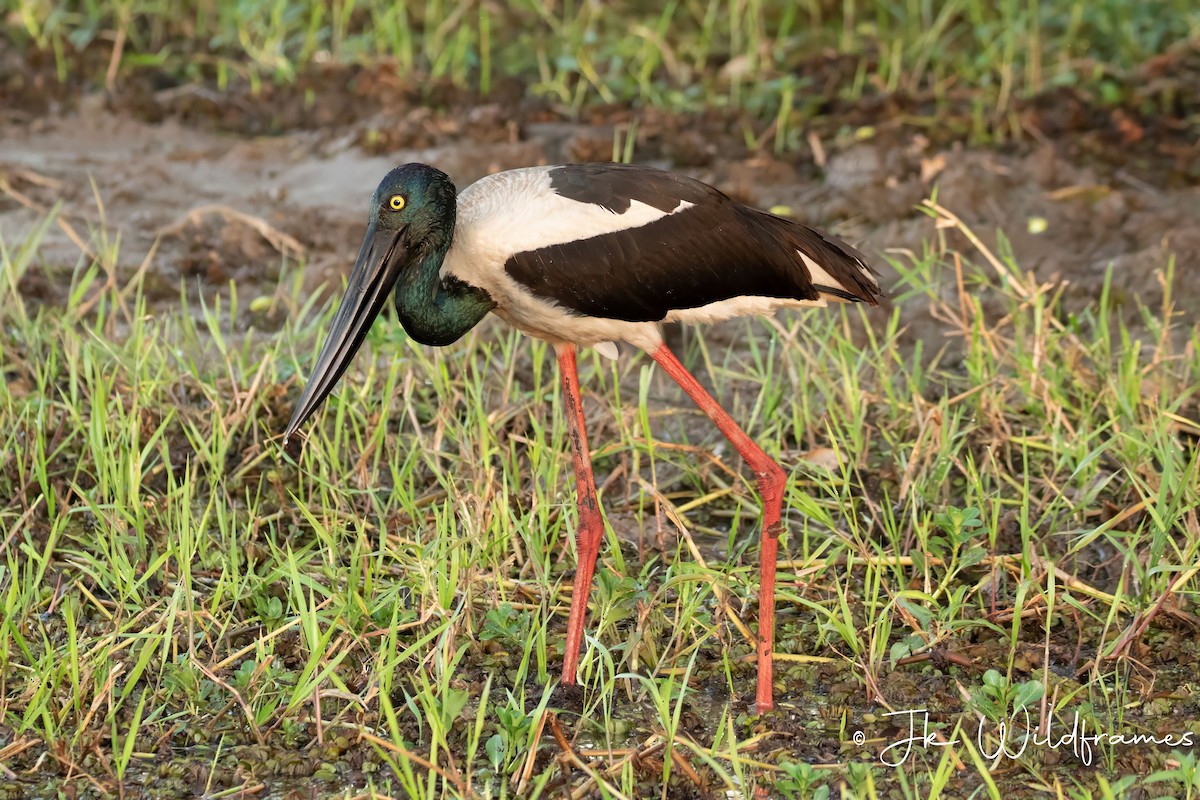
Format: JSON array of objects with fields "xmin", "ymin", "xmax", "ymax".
[
  {"xmin": 798, "ymin": 250, "xmax": 838, "ymax": 288},
  {"xmin": 667, "ymin": 295, "xmax": 828, "ymax": 326},
  {"xmin": 592, "ymin": 341, "xmax": 619, "ymax": 359},
  {"xmin": 451, "ymin": 167, "xmax": 693, "ymax": 263}
]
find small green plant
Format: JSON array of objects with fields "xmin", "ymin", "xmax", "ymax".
[
  {"xmin": 970, "ymin": 669, "xmax": 1045, "ymax": 724},
  {"xmin": 486, "ymin": 693, "xmax": 534, "ymax": 772},
  {"xmin": 776, "ymin": 761, "xmax": 830, "ymax": 799},
  {"xmin": 253, "ymin": 594, "xmax": 286, "ymax": 626},
  {"xmin": 1146, "ymin": 751, "xmax": 1200, "ymax": 800},
  {"xmin": 480, "ymin": 603, "xmax": 528, "ymax": 644},
  {"xmin": 927, "ymin": 505, "xmax": 987, "ymax": 565}
]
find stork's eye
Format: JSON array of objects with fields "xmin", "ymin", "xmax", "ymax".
[{"xmin": 388, "ymin": 195, "xmax": 406, "ymax": 211}]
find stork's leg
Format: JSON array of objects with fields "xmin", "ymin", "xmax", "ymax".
[
  {"xmin": 648, "ymin": 343, "xmax": 786, "ymax": 714},
  {"xmin": 556, "ymin": 344, "xmax": 605, "ymax": 686}
]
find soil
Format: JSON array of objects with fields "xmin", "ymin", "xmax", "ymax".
[{"xmin": 3, "ymin": 49, "xmax": 1200, "ymax": 799}]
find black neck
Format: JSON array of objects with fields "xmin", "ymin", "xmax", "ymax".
[{"xmin": 393, "ymin": 225, "xmax": 494, "ymax": 347}]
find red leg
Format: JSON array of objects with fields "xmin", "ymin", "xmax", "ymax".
[
  {"xmin": 557, "ymin": 344, "xmax": 605, "ymax": 685},
  {"xmin": 648, "ymin": 343, "xmax": 786, "ymax": 714}
]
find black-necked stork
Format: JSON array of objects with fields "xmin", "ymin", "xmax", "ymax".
[{"xmin": 283, "ymin": 162, "xmax": 881, "ymax": 714}]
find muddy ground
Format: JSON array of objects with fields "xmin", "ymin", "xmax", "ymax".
[{"xmin": 2, "ymin": 55, "xmax": 1200, "ymax": 798}]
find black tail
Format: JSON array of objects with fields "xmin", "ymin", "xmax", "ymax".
[{"xmin": 737, "ymin": 206, "xmax": 883, "ymax": 306}]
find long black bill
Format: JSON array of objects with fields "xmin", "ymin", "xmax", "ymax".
[{"xmin": 284, "ymin": 222, "xmax": 406, "ymax": 448}]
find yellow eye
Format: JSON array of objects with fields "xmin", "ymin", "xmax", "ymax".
[{"xmin": 388, "ymin": 195, "xmax": 406, "ymax": 211}]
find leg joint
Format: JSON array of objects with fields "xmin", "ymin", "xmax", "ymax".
[{"xmin": 755, "ymin": 461, "xmax": 787, "ymax": 486}]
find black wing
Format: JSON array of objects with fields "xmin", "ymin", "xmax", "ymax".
[{"xmin": 505, "ymin": 164, "xmax": 879, "ymax": 322}]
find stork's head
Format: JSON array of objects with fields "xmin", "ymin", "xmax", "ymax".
[
  {"xmin": 283, "ymin": 164, "xmax": 457, "ymax": 448},
  {"xmin": 367, "ymin": 163, "xmax": 458, "ymax": 244}
]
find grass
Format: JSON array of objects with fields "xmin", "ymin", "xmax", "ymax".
[
  {"xmin": 2, "ymin": 178, "xmax": 1199, "ymax": 798},
  {"xmin": 5, "ymin": 0, "xmax": 1200, "ymax": 144}
]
